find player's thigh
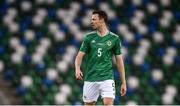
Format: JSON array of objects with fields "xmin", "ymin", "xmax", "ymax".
[
  {"xmin": 84, "ymin": 101, "xmax": 96, "ymax": 106},
  {"xmin": 83, "ymin": 81, "xmax": 100, "ymax": 103},
  {"xmin": 100, "ymin": 80, "xmax": 115, "ymax": 99},
  {"xmin": 103, "ymin": 97, "xmax": 114, "ymax": 105}
]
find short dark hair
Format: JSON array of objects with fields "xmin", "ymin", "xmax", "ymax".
[{"xmin": 92, "ymin": 10, "xmax": 108, "ymax": 24}]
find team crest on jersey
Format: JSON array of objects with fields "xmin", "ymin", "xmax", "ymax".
[{"xmin": 106, "ymin": 41, "xmax": 112, "ymax": 46}]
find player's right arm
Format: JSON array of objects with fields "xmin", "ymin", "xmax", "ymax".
[
  {"xmin": 75, "ymin": 34, "xmax": 89, "ymax": 80},
  {"xmin": 75, "ymin": 51, "xmax": 85, "ymax": 80}
]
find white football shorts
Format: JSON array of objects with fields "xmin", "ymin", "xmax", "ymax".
[{"xmin": 83, "ymin": 80, "xmax": 115, "ymax": 103}]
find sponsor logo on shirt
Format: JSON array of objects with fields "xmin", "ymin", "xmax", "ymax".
[{"xmin": 91, "ymin": 40, "xmax": 96, "ymax": 43}]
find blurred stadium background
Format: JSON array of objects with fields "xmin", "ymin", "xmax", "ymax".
[{"xmin": 0, "ymin": 0, "xmax": 179, "ymax": 105}]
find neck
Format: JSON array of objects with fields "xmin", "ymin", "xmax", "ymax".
[{"xmin": 97, "ymin": 25, "xmax": 108, "ymax": 36}]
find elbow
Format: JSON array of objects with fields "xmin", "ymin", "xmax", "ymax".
[
  {"xmin": 75, "ymin": 54, "xmax": 83, "ymax": 62},
  {"xmin": 75, "ymin": 52, "xmax": 85, "ymax": 63},
  {"xmin": 76, "ymin": 55, "xmax": 81, "ymax": 60}
]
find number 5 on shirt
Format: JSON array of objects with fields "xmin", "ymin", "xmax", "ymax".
[{"xmin": 98, "ymin": 48, "xmax": 102, "ymax": 57}]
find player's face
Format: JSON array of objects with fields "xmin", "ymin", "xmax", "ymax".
[{"xmin": 91, "ymin": 14, "xmax": 103, "ymax": 29}]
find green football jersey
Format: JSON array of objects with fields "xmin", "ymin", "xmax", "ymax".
[{"xmin": 80, "ymin": 31, "xmax": 122, "ymax": 81}]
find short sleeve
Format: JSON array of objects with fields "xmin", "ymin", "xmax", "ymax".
[
  {"xmin": 79, "ymin": 36, "xmax": 89, "ymax": 53},
  {"xmin": 113, "ymin": 37, "xmax": 122, "ymax": 55}
]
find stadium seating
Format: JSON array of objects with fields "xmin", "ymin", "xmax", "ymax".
[{"xmin": 0, "ymin": 0, "xmax": 179, "ymax": 105}]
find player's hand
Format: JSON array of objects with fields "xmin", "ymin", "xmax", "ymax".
[
  {"xmin": 120, "ymin": 83, "xmax": 127, "ymax": 96},
  {"xmin": 75, "ymin": 70, "xmax": 83, "ymax": 80}
]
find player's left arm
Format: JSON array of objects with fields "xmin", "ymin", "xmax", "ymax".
[{"xmin": 115, "ymin": 54, "xmax": 127, "ymax": 96}]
